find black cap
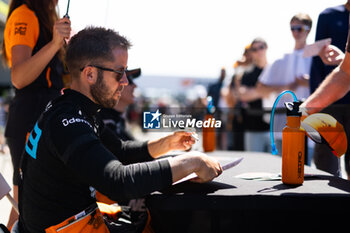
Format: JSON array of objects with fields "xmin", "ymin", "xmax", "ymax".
[
  {"xmin": 126, "ymin": 68, "xmax": 141, "ymax": 85},
  {"xmin": 284, "ymin": 101, "xmax": 302, "ymax": 116},
  {"xmin": 126, "ymin": 68, "xmax": 141, "ymax": 79}
]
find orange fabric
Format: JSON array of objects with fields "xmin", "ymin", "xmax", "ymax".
[
  {"xmin": 46, "ymin": 67, "xmax": 52, "ymax": 88},
  {"xmin": 95, "ymin": 191, "xmax": 155, "ymax": 233},
  {"xmin": 45, "ymin": 208, "xmax": 109, "ymax": 233},
  {"xmin": 142, "ymin": 210, "xmax": 155, "ymax": 233},
  {"xmin": 95, "ymin": 191, "xmax": 115, "ymax": 205},
  {"xmin": 302, "ymin": 113, "xmax": 348, "ymax": 157},
  {"xmin": 25, "ymin": 132, "xmax": 30, "ymax": 143},
  {"xmin": 4, "ymin": 4, "xmax": 40, "ymax": 67}
]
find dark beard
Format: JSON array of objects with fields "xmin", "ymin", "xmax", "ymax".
[{"xmin": 90, "ymin": 70, "xmax": 117, "ymax": 108}]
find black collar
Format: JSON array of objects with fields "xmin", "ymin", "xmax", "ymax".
[
  {"xmin": 62, "ymin": 89, "xmax": 101, "ymax": 117},
  {"xmin": 100, "ymin": 108, "xmax": 122, "ymax": 119}
]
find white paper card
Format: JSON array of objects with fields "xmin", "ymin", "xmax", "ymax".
[
  {"xmin": 303, "ymin": 38, "xmax": 332, "ymax": 58},
  {"xmin": 173, "ymin": 157, "xmax": 243, "ymax": 185}
]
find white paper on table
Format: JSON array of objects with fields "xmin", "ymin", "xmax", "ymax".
[
  {"xmin": 173, "ymin": 157, "xmax": 244, "ymax": 185},
  {"xmin": 303, "ymin": 38, "xmax": 332, "ymax": 58}
]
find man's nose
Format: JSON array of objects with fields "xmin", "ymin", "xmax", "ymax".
[{"xmin": 120, "ymin": 73, "xmax": 129, "ymax": 86}]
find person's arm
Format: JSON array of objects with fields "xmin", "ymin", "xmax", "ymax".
[
  {"xmin": 101, "ymin": 127, "xmax": 195, "ymax": 162},
  {"xmin": 295, "ymin": 75, "xmax": 310, "ymax": 87},
  {"xmin": 69, "ymin": 143, "xmax": 221, "ymax": 201},
  {"xmin": 147, "ymin": 131, "xmax": 195, "ymax": 158},
  {"xmin": 167, "ymin": 152, "xmax": 222, "ymax": 183},
  {"xmin": 231, "ymin": 71, "xmax": 260, "ymax": 102},
  {"xmin": 11, "ymin": 18, "xmax": 71, "ymax": 89},
  {"xmin": 318, "ymin": 45, "xmax": 344, "ymax": 66},
  {"xmin": 237, "ymin": 85, "xmax": 262, "ymax": 102},
  {"xmin": 301, "ymin": 52, "xmax": 350, "ymax": 114},
  {"xmin": 49, "ymin": 113, "xmax": 222, "ymax": 200},
  {"xmin": 255, "ymin": 81, "xmax": 292, "ymax": 97},
  {"xmin": 100, "ymin": 126, "xmax": 153, "ymax": 164}
]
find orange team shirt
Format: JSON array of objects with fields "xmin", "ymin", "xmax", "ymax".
[{"xmin": 4, "ymin": 4, "xmax": 40, "ymax": 67}]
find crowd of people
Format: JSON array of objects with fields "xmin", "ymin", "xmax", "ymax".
[
  {"xmin": 218, "ymin": 13, "xmax": 313, "ymax": 155},
  {"xmin": 1, "ymin": 0, "xmax": 350, "ymax": 232},
  {"xmin": 205, "ymin": 7, "xmax": 350, "ymax": 183}
]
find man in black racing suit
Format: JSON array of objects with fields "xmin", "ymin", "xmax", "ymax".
[{"xmin": 18, "ymin": 26, "xmax": 222, "ymax": 233}]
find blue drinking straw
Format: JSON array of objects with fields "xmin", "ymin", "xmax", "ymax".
[{"xmin": 270, "ymin": 90, "xmax": 297, "ymax": 155}]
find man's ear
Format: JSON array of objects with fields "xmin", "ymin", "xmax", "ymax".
[{"xmin": 81, "ymin": 66, "xmax": 97, "ymax": 84}]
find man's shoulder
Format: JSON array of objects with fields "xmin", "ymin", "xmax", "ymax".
[
  {"xmin": 320, "ymin": 5, "xmax": 346, "ymax": 16},
  {"xmin": 43, "ymin": 96, "xmax": 80, "ymax": 120},
  {"xmin": 38, "ymin": 96, "xmax": 99, "ymax": 162},
  {"xmin": 99, "ymin": 108, "xmax": 122, "ymax": 121},
  {"xmin": 39, "ymin": 95, "xmax": 91, "ymax": 132}
]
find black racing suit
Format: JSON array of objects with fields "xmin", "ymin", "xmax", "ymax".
[
  {"xmin": 99, "ymin": 108, "xmax": 135, "ymax": 141},
  {"xmin": 18, "ymin": 89, "xmax": 172, "ymax": 233}
]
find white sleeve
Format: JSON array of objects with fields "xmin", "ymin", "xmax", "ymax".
[
  {"xmin": 259, "ymin": 54, "xmax": 294, "ymax": 86},
  {"xmin": 258, "ymin": 64, "xmax": 272, "ymax": 84}
]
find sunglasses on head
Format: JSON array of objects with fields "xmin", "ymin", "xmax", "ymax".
[
  {"xmin": 290, "ymin": 25, "xmax": 310, "ymax": 33},
  {"xmin": 80, "ymin": 65, "xmax": 128, "ymax": 82},
  {"xmin": 250, "ymin": 45, "xmax": 266, "ymax": 52}
]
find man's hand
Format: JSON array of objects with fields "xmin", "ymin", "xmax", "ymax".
[
  {"xmin": 319, "ymin": 45, "xmax": 344, "ymax": 66},
  {"xmin": 190, "ymin": 152, "xmax": 223, "ymax": 183},
  {"xmin": 300, "ymin": 55, "xmax": 350, "ymax": 115},
  {"xmin": 147, "ymin": 131, "xmax": 196, "ymax": 158},
  {"xmin": 168, "ymin": 151, "xmax": 223, "ymax": 183},
  {"xmin": 167, "ymin": 131, "xmax": 196, "ymax": 151}
]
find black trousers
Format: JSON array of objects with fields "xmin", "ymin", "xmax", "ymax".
[{"xmin": 7, "ymin": 136, "xmax": 26, "ymax": 185}]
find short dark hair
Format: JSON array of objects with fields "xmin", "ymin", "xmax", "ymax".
[
  {"xmin": 290, "ymin": 13, "xmax": 312, "ymax": 29},
  {"xmin": 65, "ymin": 26, "xmax": 131, "ymax": 78}
]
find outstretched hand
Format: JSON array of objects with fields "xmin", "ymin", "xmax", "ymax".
[
  {"xmin": 189, "ymin": 151, "xmax": 223, "ymax": 183},
  {"xmin": 168, "ymin": 131, "xmax": 196, "ymax": 151},
  {"xmin": 319, "ymin": 45, "xmax": 344, "ymax": 66},
  {"xmin": 147, "ymin": 131, "xmax": 197, "ymax": 158},
  {"xmin": 168, "ymin": 151, "xmax": 223, "ymax": 184}
]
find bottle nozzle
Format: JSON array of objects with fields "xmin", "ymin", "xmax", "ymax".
[
  {"xmin": 207, "ymin": 96, "xmax": 215, "ymax": 114},
  {"xmin": 284, "ymin": 101, "xmax": 302, "ymax": 116}
]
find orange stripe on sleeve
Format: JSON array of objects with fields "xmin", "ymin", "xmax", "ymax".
[
  {"xmin": 25, "ymin": 132, "xmax": 30, "ymax": 143},
  {"xmin": 46, "ymin": 67, "xmax": 52, "ymax": 88}
]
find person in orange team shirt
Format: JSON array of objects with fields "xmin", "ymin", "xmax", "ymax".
[{"xmin": 1, "ymin": 0, "xmax": 71, "ymax": 227}]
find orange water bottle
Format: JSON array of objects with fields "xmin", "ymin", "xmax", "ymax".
[
  {"xmin": 282, "ymin": 101, "xmax": 305, "ymax": 185},
  {"xmin": 203, "ymin": 96, "xmax": 216, "ymax": 152}
]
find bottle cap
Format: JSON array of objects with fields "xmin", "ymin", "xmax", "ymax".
[
  {"xmin": 284, "ymin": 101, "xmax": 302, "ymax": 116},
  {"xmin": 207, "ymin": 96, "xmax": 216, "ymax": 114}
]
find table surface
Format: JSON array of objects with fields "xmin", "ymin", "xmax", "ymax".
[{"xmin": 147, "ymin": 151, "xmax": 350, "ymax": 211}]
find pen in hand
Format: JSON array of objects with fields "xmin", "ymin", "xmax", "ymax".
[{"xmin": 64, "ymin": 0, "xmax": 70, "ymax": 19}]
